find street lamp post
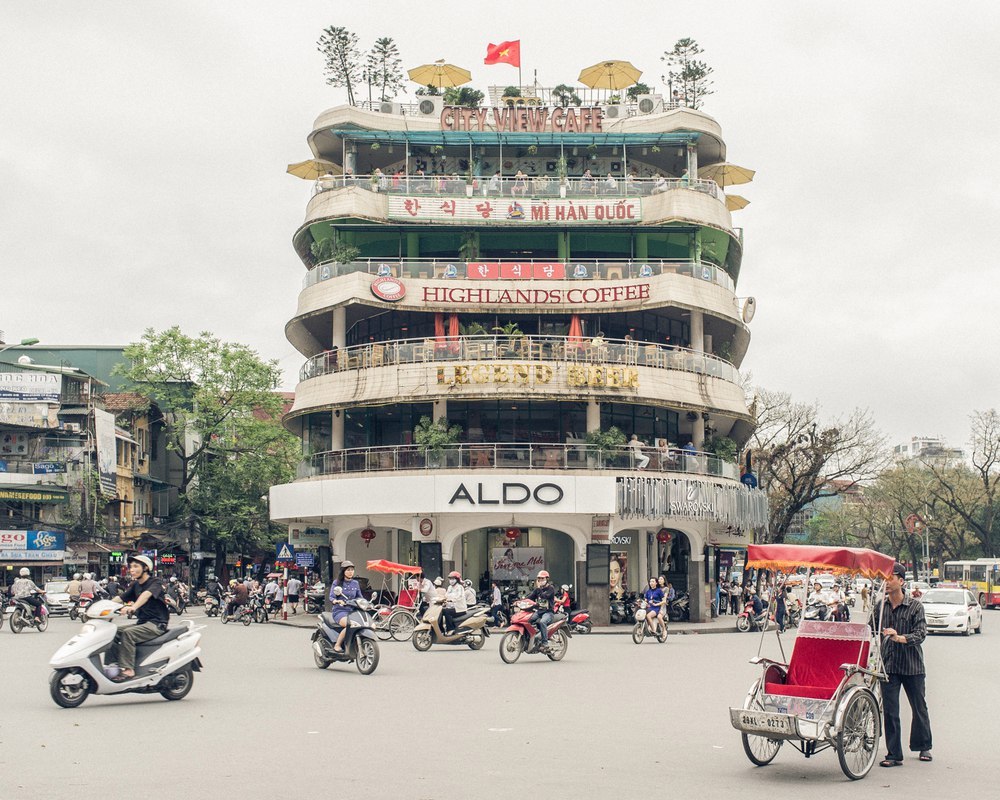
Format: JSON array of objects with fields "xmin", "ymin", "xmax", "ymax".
[{"xmin": 0, "ymin": 337, "xmax": 40, "ymax": 356}]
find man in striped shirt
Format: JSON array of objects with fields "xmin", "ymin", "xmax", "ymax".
[{"xmin": 874, "ymin": 562, "xmax": 933, "ymax": 767}]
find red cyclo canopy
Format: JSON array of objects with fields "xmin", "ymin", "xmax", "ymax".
[
  {"xmin": 365, "ymin": 559, "xmax": 423, "ymax": 575},
  {"xmin": 746, "ymin": 544, "xmax": 895, "ymax": 580}
]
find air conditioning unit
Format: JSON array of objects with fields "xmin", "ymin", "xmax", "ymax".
[
  {"xmin": 416, "ymin": 96, "xmax": 443, "ymax": 117},
  {"xmin": 378, "ymin": 101, "xmax": 403, "ymax": 115},
  {"xmin": 637, "ymin": 94, "xmax": 665, "ymax": 115},
  {"xmin": 604, "ymin": 104, "xmax": 625, "ymax": 119},
  {"xmin": 64, "ymin": 423, "xmax": 81, "ymax": 433}
]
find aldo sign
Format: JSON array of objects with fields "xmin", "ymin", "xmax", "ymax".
[{"xmin": 441, "ymin": 478, "xmax": 566, "ymax": 511}]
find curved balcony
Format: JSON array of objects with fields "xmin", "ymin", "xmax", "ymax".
[
  {"xmin": 298, "ymin": 335, "xmax": 740, "ymax": 385},
  {"xmin": 300, "ymin": 442, "xmax": 739, "ymax": 481},
  {"xmin": 302, "ymin": 258, "xmax": 736, "ymax": 293}
]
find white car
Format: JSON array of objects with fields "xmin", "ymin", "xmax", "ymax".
[
  {"xmin": 43, "ymin": 581, "xmax": 74, "ymax": 616},
  {"xmin": 921, "ymin": 588, "xmax": 983, "ymax": 636}
]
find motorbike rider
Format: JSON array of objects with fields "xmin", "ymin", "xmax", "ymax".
[
  {"xmin": 526, "ymin": 570, "xmax": 557, "ymax": 650},
  {"xmin": 67, "ymin": 573, "xmax": 83, "ymax": 603},
  {"xmin": 808, "ymin": 581, "xmax": 836, "ymax": 620},
  {"xmin": 204, "ymin": 575, "xmax": 223, "ymax": 602},
  {"xmin": 554, "ymin": 584, "xmax": 572, "ymax": 614},
  {"xmin": 416, "ymin": 571, "xmax": 436, "ymax": 615},
  {"xmin": 226, "ymin": 579, "xmax": 248, "ymax": 619},
  {"xmin": 643, "ymin": 577, "xmax": 665, "ymax": 634},
  {"xmin": 463, "ymin": 579, "xmax": 477, "ymax": 608},
  {"xmin": 105, "ymin": 575, "xmax": 120, "ymax": 600},
  {"xmin": 11, "ymin": 568, "xmax": 46, "ymax": 623},
  {"xmin": 80, "ymin": 572, "xmax": 99, "ymax": 600},
  {"xmin": 107, "ymin": 555, "xmax": 170, "ymax": 680},
  {"xmin": 329, "ymin": 561, "xmax": 365, "ymax": 653},
  {"xmin": 748, "ymin": 586, "xmax": 764, "ymax": 618},
  {"xmin": 442, "ymin": 571, "xmax": 467, "ymax": 634}
]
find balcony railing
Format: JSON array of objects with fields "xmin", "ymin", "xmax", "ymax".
[
  {"xmin": 298, "ymin": 335, "xmax": 739, "ymax": 385},
  {"xmin": 302, "ymin": 443, "xmax": 739, "ymax": 481},
  {"xmin": 314, "ymin": 173, "xmax": 723, "ymax": 202},
  {"xmin": 303, "ymin": 258, "xmax": 735, "ymax": 292}
]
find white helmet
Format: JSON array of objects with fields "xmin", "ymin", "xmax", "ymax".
[
  {"xmin": 170, "ymin": 576, "xmax": 178, "ymax": 583},
  {"xmin": 19, "ymin": 567, "xmax": 30, "ymax": 577},
  {"xmin": 561, "ymin": 584, "xmax": 570, "ymax": 591},
  {"xmin": 127, "ymin": 554, "xmax": 154, "ymax": 573},
  {"xmin": 73, "ymin": 573, "xmax": 82, "ymax": 580}
]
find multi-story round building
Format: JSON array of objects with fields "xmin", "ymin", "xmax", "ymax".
[{"xmin": 270, "ymin": 88, "xmax": 767, "ymax": 623}]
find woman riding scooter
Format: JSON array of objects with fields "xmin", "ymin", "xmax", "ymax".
[
  {"xmin": 443, "ymin": 571, "xmax": 467, "ymax": 634},
  {"xmin": 329, "ymin": 561, "xmax": 365, "ymax": 654}
]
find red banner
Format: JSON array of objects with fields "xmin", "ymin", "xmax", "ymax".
[
  {"xmin": 465, "ymin": 263, "xmax": 567, "ymax": 280},
  {"xmin": 466, "ymin": 263, "xmax": 501, "ymax": 280}
]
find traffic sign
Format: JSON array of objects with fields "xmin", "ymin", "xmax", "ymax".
[
  {"xmin": 295, "ymin": 552, "xmax": 315, "ymax": 568},
  {"xmin": 275, "ymin": 542, "xmax": 296, "ymax": 562}
]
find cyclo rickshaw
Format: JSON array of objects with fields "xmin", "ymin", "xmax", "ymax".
[
  {"xmin": 365, "ymin": 559, "xmax": 423, "ymax": 641},
  {"xmin": 729, "ymin": 544, "xmax": 895, "ymax": 781}
]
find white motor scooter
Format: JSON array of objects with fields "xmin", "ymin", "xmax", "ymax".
[{"xmin": 48, "ymin": 599, "xmax": 204, "ymax": 708}]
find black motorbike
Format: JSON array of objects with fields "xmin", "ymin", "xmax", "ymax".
[
  {"xmin": 5, "ymin": 592, "xmax": 49, "ymax": 633},
  {"xmin": 305, "ymin": 590, "xmax": 325, "ymax": 614},
  {"xmin": 667, "ymin": 591, "xmax": 690, "ymax": 622},
  {"xmin": 610, "ymin": 591, "xmax": 636, "ymax": 624},
  {"xmin": 310, "ymin": 590, "xmax": 380, "ymax": 675}
]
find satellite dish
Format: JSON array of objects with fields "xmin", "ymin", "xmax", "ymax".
[
  {"xmin": 742, "ymin": 297, "xmax": 757, "ymax": 323},
  {"xmin": 17, "ymin": 355, "xmax": 33, "ymax": 364}
]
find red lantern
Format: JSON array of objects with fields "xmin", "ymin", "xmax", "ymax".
[
  {"xmin": 504, "ymin": 527, "xmax": 521, "ymax": 543},
  {"xmin": 360, "ymin": 528, "xmax": 377, "ymax": 547},
  {"xmin": 656, "ymin": 528, "xmax": 672, "ymax": 544}
]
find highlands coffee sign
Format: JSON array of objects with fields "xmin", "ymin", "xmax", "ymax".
[{"xmin": 440, "ymin": 105, "xmax": 603, "ymax": 133}]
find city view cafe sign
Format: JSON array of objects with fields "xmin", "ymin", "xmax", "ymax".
[{"xmin": 440, "ymin": 105, "xmax": 603, "ymax": 133}]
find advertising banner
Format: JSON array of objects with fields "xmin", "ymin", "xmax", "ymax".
[
  {"xmin": 0, "ymin": 530, "xmax": 66, "ymax": 561},
  {"xmin": 0, "ymin": 372, "xmax": 61, "ymax": 402},
  {"xmin": 490, "ymin": 547, "xmax": 545, "ymax": 581},
  {"xmin": 93, "ymin": 408, "xmax": 117, "ymax": 496},
  {"xmin": 388, "ymin": 196, "xmax": 641, "ymax": 225}
]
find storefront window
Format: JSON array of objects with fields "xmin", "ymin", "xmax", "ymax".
[
  {"xmin": 601, "ymin": 404, "xmax": 679, "ymax": 444},
  {"xmin": 343, "ymin": 404, "xmax": 433, "ymax": 448}
]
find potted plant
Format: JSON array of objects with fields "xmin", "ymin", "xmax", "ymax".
[
  {"xmin": 492, "ymin": 321, "xmax": 524, "ymax": 350},
  {"xmin": 587, "ymin": 143, "xmax": 599, "ymax": 160},
  {"xmin": 556, "ymin": 155, "xmax": 569, "ymax": 197},
  {"xmin": 459, "ymin": 321, "xmax": 489, "ymax": 337},
  {"xmin": 527, "ymin": 145, "xmax": 538, "ymax": 156},
  {"xmin": 705, "ymin": 435, "xmax": 738, "ymax": 475},
  {"xmin": 586, "ymin": 427, "xmax": 626, "ymax": 469},
  {"xmin": 413, "ymin": 416, "xmax": 462, "ymax": 468},
  {"xmin": 459, "ymin": 231, "xmax": 480, "ymax": 261},
  {"xmin": 310, "ymin": 236, "xmax": 360, "ymax": 266},
  {"xmin": 370, "ymin": 142, "xmax": 381, "ymax": 152}
]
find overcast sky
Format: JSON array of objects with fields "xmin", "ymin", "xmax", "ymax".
[{"xmin": 2, "ymin": 2, "xmax": 998, "ymax": 451}]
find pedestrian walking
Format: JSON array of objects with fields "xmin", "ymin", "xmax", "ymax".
[
  {"xmin": 875, "ymin": 562, "xmax": 933, "ymax": 767},
  {"xmin": 861, "ymin": 583, "xmax": 870, "ymax": 611},
  {"xmin": 286, "ymin": 574, "xmax": 303, "ymax": 615}
]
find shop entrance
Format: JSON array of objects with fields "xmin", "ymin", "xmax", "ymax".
[
  {"xmin": 458, "ymin": 527, "xmax": 577, "ymax": 601},
  {"xmin": 653, "ymin": 529, "xmax": 691, "ymax": 594}
]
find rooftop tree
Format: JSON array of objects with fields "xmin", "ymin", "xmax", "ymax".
[
  {"xmin": 365, "ymin": 37, "xmax": 405, "ymax": 103},
  {"xmin": 318, "ymin": 26, "xmax": 362, "ymax": 106},
  {"xmin": 661, "ymin": 37, "xmax": 714, "ymax": 109}
]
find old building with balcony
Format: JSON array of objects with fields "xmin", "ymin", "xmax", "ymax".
[{"xmin": 270, "ymin": 90, "xmax": 767, "ymax": 623}]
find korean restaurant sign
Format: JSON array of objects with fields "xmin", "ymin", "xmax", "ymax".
[
  {"xmin": 421, "ymin": 283, "xmax": 650, "ymax": 305},
  {"xmin": 440, "ymin": 105, "xmax": 603, "ymax": 133},
  {"xmin": 387, "ymin": 196, "xmax": 641, "ymax": 225}
]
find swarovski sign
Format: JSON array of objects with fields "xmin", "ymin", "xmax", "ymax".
[{"xmin": 616, "ymin": 476, "xmax": 768, "ymax": 528}]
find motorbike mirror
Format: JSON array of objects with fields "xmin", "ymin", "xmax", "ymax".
[{"xmin": 332, "ymin": 586, "xmax": 344, "ymax": 596}]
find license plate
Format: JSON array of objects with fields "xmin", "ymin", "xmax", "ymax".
[{"xmin": 737, "ymin": 710, "xmax": 794, "ymax": 735}]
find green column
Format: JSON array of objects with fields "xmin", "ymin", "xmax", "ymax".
[
  {"xmin": 406, "ymin": 232, "xmax": 420, "ymax": 259},
  {"xmin": 635, "ymin": 232, "xmax": 649, "ymax": 261},
  {"xmin": 557, "ymin": 230, "xmax": 568, "ymax": 261}
]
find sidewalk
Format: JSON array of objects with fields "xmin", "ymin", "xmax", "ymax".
[{"xmin": 270, "ymin": 611, "xmax": 738, "ymax": 635}]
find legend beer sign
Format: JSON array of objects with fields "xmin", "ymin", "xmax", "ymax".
[{"xmin": 440, "ymin": 105, "xmax": 603, "ymax": 133}]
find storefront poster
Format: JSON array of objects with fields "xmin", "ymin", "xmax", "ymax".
[
  {"xmin": 610, "ymin": 552, "xmax": 629, "ymax": 598},
  {"xmin": 93, "ymin": 408, "xmax": 116, "ymax": 496},
  {"xmin": 491, "ymin": 547, "xmax": 545, "ymax": 581}
]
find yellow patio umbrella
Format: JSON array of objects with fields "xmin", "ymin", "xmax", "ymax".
[
  {"xmin": 407, "ymin": 60, "xmax": 472, "ymax": 89},
  {"xmin": 286, "ymin": 159, "xmax": 341, "ymax": 180},
  {"xmin": 577, "ymin": 60, "xmax": 642, "ymax": 91},
  {"xmin": 725, "ymin": 194, "xmax": 750, "ymax": 211},
  {"xmin": 698, "ymin": 162, "xmax": 755, "ymax": 188}
]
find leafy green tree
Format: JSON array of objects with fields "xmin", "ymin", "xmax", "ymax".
[
  {"xmin": 626, "ymin": 82, "xmax": 652, "ymax": 100},
  {"xmin": 416, "ymin": 85, "xmax": 441, "ymax": 96},
  {"xmin": 552, "ymin": 84, "xmax": 582, "ymax": 106},
  {"xmin": 443, "ymin": 86, "xmax": 485, "ymax": 108},
  {"xmin": 114, "ymin": 327, "xmax": 298, "ymax": 573},
  {"xmin": 318, "ymin": 26, "xmax": 362, "ymax": 106},
  {"xmin": 365, "ymin": 37, "xmax": 405, "ymax": 102},
  {"xmin": 661, "ymin": 38, "xmax": 714, "ymax": 109}
]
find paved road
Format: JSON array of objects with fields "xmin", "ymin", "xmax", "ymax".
[{"xmin": 1, "ymin": 611, "xmax": 997, "ymax": 799}]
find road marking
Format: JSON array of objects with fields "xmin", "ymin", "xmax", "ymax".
[{"xmin": 487, "ymin": 728, "xmax": 513, "ymax": 732}]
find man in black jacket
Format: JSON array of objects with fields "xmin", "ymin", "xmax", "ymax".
[
  {"xmin": 875, "ymin": 562, "xmax": 932, "ymax": 767},
  {"xmin": 527, "ymin": 570, "xmax": 556, "ymax": 650}
]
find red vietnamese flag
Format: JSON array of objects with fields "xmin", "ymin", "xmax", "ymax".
[{"xmin": 484, "ymin": 40, "xmax": 521, "ymax": 67}]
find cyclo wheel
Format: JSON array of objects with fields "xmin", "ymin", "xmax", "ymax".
[
  {"xmin": 741, "ymin": 680, "xmax": 782, "ymax": 766},
  {"xmin": 389, "ymin": 610, "xmax": 416, "ymax": 641},
  {"xmin": 837, "ymin": 690, "xmax": 880, "ymax": 780}
]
